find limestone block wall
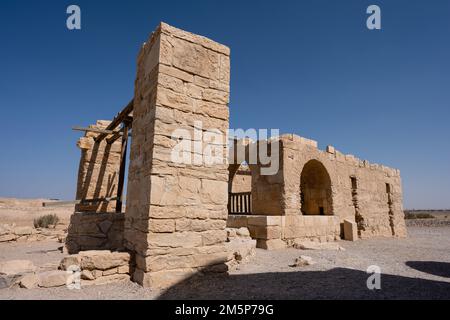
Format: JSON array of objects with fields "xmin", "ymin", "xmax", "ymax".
[
  {"xmin": 124, "ymin": 23, "xmax": 232, "ymax": 288},
  {"xmin": 227, "ymin": 133, "xmax": 406, "ymax": 246},
  {"xmin": 66, "ymin": 212, "xmax": 125, "ymax": 254},
  {"xmin": 280, "ymin": 134, "xmax": 407, "ymax": 239},
  {"xmin": 249, "ymin": 140, "xmax": 285, "ymax": 216},
  {"xmin": 75, "ymin": 120, "xmax": 122, "ymax": 213},
  {"xmin": 231, "ymin": 167, "xmax": 252, "ymax": 193}
]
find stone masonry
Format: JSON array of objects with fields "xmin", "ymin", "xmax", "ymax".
[
  {"xmin": 123, "ymin": 23, "xmax": 231, "ymax": 288},
  {"xmin": 69, "ymin": 22, "xmax": 407, "ymax": 288},
  {"xmin": 227, "ymin": 134, "xmax": 407, "ymax": 249},
  {"xmin": 75, "ymin": 120, "xmax": 122, "ymax": 213}
]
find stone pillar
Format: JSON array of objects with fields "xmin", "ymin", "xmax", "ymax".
[
  {"xmin": 124, "ymin": 23, "xmax": 231, "ymax": 288},
  {"xmin": 75, "ymin": 120, "xmax": 122, "ymax": 213}
]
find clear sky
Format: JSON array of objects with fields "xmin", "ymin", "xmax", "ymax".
[{"xmin": 0, "ymin": 0, "xmax": 449, "ymax": 209}]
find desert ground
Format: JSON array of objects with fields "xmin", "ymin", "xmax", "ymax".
[{"xmin": 0, "ymin": 198, "xmax": 449, "ymax": 300}]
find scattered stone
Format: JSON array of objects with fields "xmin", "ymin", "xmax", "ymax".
[
  {"xmin": 81, "ymin": 270, "xmax": 95, "ymax": 280},
  {"xmin": 0, "ymin": 234, "xmax": 17, "ymax": 242},
  {"xmin": 38, "ymin": 270, "xmax": 69, "ymax": 288},
  {"xmin": 289, "ymin": 256, "xmax": 315, "ymax": 267},
  {"xmin": 236, "ymin": 227, "xmax": 250, "ymax": 238},
  {"xmin": 59, "ymin": 255, "xmax": 81, "ymax": 271},
  {"xmin": 0, "ymin": 274, "xmax": 23, "ymax": 289},
  {"xmin": 226, "ymin": 228, "xmax": 237, "ymax": 239},
  {"xmin": 0, "ymin": 260, "xmax": 37, "ymax": 275},
  {"xmin": 14, "ymin": 226, "xmax": 34, "ymax": 236},
  {"xmin": 78, "ymin": 251, "xmax": 131, "ymax": 271},
  {"xmin": 20, "ymin": 273, "xmax": 39, "ymax": 289},
  {"xmin": 294, "ymin": 241, "xmax": 345, "ymax": 251}
]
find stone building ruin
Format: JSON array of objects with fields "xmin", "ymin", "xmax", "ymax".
[{"xmin": 68, "ymin": 22, "xmax": 407, "ymax": 288}]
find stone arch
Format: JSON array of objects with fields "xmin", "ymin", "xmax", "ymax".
[
  {"xmin": 300, "ymin": 159, "xmax": 333, "ymax": 215},
  {"xmin": 230, "ymin": 163, "xmax": 252, "ymax": 193}
]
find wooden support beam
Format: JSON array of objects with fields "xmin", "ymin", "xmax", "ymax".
[
  {"xmin": 115, "ymin": 122, "xmax": 130, "ymax": 213},
  {"xmin": 106, "ymin": 129, "xmax": 124, "ymax": 144},
  {"xmin": 72, "ymin": 126, "xmax": 122, "ymax": 135},
  {"xmin": 95, "ymin": 100, "xmax": 134, "ymax": 142}
]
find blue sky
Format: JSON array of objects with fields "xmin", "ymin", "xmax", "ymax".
[{"xmin": 0, "ymin": 0, "xmax": 449, "ymax": 209}]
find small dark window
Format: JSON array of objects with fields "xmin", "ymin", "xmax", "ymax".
[
  {"xmin": 386, "ymin": 183, "xmax": 391, "ymax": 194},
  {"xmin": 351, "ymin": 176, "xmax": 357, "ymax": 190},
  {"xmin": 319, "ymin": 207, "xmax": 325, "ymax": 215}
]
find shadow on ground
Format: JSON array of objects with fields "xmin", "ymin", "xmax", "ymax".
[
  {"xmin": 406, "ymin": 261, "xmax": 450, "ymax": 278},
  {"xmin": 157, "ymin": 267, "xmax": 450, "ymax": 300}
]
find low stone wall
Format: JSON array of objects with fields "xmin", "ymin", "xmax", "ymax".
[
  {"xmin": 0, "ymin": 251, "xmax": 132, "ymax": 289},
  {"xmin": 227, "ymin": 215, "xmax": 341, "ymax": 250},
  {"xmin": 59, "ymin": 250, "xmax": 131, "ymax": 287},
  {"xmin": 283, "ymin": 215, "xmax": 341, "ymax": 243},
  {"xmin": 0, "ymin": 224, "xmax": 66, "ymax": 243},
  {"xmin": 66, "ymin": 212, "xmax": 125, "ymax": 254}
]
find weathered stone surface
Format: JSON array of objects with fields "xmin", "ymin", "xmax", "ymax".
[
  {"xmin": 226, "ymin": 237, "xmax": 256, "ymax": 267},
  {"xmin": 66, "ymin": 212, "xmax": 124, "ymax": 254},
  {"xmin": 236, "ymin": 227, "xmax": 251, "ymax": 238},
  {"xmin": 94, "ymin": 273, "xmax": 130, "ymax": 285},
  {"xmin": 0, "ymin": 260, "xmax": 36, "ymax": 275},
  {"xmin": 256, "ymin": 239, "xmax": 286, "ymax": 250},
  {"xmin": 0, "ymin": 274, "xmax": 22, "ymax": 289},
  {"xmin": 0, "ymin": 234, "xmax": 17, "ymax": 242},
  {"xmin": 133, "ymin": 267, "xmax": 196, "ymax": 289},
  {"xmin": 81, "ymin": 270, "xmax": 95, "ymax": 280},
  {"xmin": 59, "ymin": 255, "xmax": 81, "ymax": 271},
  {"xmin": 289, "ymin": 256, "xmax": 315, "ymax": 267},
  {"xmin": 20, "ymin": 273, "xmax": 39, "ymax": 289},
  {"xmin": 79, "ymin": 251, "xmax": 131, "ymax": 271},
  {"xmin": 343, "ymin": 219, "xmax": 358, "ymax": 241},
  {"xmin": 118, "ymin": 265, "xmax": 130, "ymax": 274},
  {"xmin": 38, "ymin": 271, "xmax": 69, "ymax": 288},
  {"xmin": 13, "ymin": 226, "xmax": 34, "ymax": 236},
  {"xmin": 73, "ymin": 120, "xmax": 122, "ymax": 214},
  {"xmin": 294, "ymin": 241, "xmax": 345, "ymax": 251},
  {"xmin": 98, "ymin": 220, "xmax": 113, "ymax": 234}
]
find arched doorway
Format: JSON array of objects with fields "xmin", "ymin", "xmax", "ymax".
[
  {"xmin": 300, "ymin": 160, "xmax": 333, "ymax": 215},
  {"xmin": 228, "ymin": 162, "xmax": 252, "ymax": 214}
]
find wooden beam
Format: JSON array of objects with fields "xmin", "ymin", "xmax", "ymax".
[
  {"xmin": 106, "ymin": 129, "xmax": 124, "ymax": 144},
  {"xmin": 95, "ymin": 100, "xmax": 134, "ymax": 142},
  {"xmin": 72, "ymin": 126, "xmax": 122, "ymax": 135},
  {"xmin": 115, "ymin": 123, "xmax": 130, "ymax": 213}
]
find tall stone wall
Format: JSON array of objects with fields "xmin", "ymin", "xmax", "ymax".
[
  {"xmin": 227, "ymin": 134, "xmax": 406, "ymax": 247},
  {"xmin": 124, "ymin": 23, "xmax": 231, "ymax": 288},
  {"xmin": 75, "ymin": 120, "xmax": 122, "ymax": 213},
  {"xmin": 280, "ymin": 134, "xmax": 407, "ymax": 239}
]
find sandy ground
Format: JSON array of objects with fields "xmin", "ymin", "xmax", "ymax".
[
  {"xmin": 0, "ymin": 226, "xmax": 449, "ymax": 300},
  {"xmin": 0, "ymin": 198, "xmax": 74, "ymax": 227}
]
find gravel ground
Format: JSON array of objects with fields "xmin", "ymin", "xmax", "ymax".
[{"xmin": 0, "ymin": 226, "xmax": 449, "ymax": 300}]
